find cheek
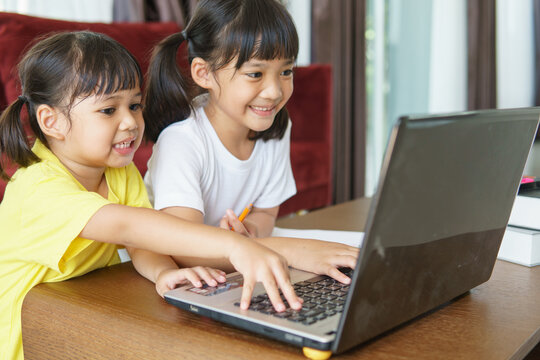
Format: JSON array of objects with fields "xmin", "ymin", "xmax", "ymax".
[{"xmin": 283, "ymin": 82, "xmax": 294, "ymax": 101}]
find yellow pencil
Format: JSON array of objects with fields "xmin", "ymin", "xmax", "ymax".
[
  {"xmin": 238, "ymin": 203, "xmax": 253, "ymax": 222},
  {"xmin": 231, "ymin": 203, "xmax": 253, "ymax": 231}
]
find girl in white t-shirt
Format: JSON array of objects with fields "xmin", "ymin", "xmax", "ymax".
[{"xmin": 143, "ymin": 0, "xmax": 357, "ymax": 280}]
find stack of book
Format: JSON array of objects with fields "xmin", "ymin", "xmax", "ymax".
[{"xmin": 499, "ymin": 178, "xmax": 540, "ymax": 267}]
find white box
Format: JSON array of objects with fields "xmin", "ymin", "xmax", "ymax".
[
  {"xmin": 508, "ymin": 195, "xmax": 540, "ymax": 230},
  {"xmin": 497, "ymin": 226, "xmax": 540, "ymax": 267}
]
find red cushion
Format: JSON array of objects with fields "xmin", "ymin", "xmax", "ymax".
[
  {"xmin": 0, "ymin": 12, "xmax": 183, "ymax": 200},
  {"xmin": 0, "ymin": 12, "xmax": 184, "ymax": 109},
  {"xmin": 280, "ymin": 65, "xmax": 333, "ymax": 215}
]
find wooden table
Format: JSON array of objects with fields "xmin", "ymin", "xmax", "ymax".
[{"xmin": 22, "ymin": 199, "xmax": 540, "ymax": 359}]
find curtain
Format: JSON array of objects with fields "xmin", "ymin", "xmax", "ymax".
[
  {"xmin": 467, "ymin": 0, "xmax": 497, "ymax": 110},
  {"xmin": 311, "ymin": 0, "xmax": 367, "ymax": 203},
  {"xmin": 535, "ymin": 0, "xmax": 540, "ymax": 106},
  {"xmin": 113, "ymin": 0, "xmax": 191, "ymax": 26}
]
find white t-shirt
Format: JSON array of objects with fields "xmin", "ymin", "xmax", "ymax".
[{"xmin": 144, "ymin": 96, "xmax": 297, "ymax": 226}]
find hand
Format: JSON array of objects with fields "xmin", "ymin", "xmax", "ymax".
[
  {"xmin": 228, "ymin": 237, "xmax": 302, "ymax": 312},
  {"xmin": 155, "ymin": 266, "xmax": 227, "ymax": 297},
  {"xmin": 219, "ymin": 209, "xmax": 257, "ymax": 238},
  {"xmin": 285, "ymin": 239, "xmax": 359, "ymax": 284}
]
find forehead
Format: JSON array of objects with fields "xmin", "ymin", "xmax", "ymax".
[{"xmin": 76, "ymin": 87, "xmax": 142, "ymax": 106}]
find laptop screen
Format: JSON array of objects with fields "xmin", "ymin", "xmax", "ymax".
[{"xmin": 334, "ymin": 108, "xmax": 540, "ymax": 353}]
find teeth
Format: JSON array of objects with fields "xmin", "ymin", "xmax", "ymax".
[
  {"xmin": 114, "ymin": 141, "xmax": 131, "ymax": 149},
  {"xmin": 252, "ymin": 106, "xmax": 272, "ymax": 111}
]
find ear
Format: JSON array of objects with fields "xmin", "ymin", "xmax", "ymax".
[
  {"xmin": 191, "ymin": 57, "xmax": 213, "ymax": 89},
  {"xmin": 36, "ymin": 104, "xmax": 67, "ymax": 141}
]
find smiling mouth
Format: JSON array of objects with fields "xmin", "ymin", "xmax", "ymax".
[
  {"xmin": 251, "ymin": 105, "xmax": 274, "ymax": 111},
  {"xmin": 113, "ymin": 140, "xmax": 133, "ymax": 149},
  {"xmin": 250, "ymin": 105, "xmax": 277, "ymax": 116}
]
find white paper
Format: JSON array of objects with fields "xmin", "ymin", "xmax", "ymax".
[{"xmin": 271, "ymin": 227, "xmax": 364, "ymax": 248}]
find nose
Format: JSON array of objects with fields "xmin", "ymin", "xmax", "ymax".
[
  {"xmin": 260, "ymin": 76, "xmax": 283, "ymax": 101},
  {"xmin": 119, "ymin": 109, "xmax": 139, "ymax": 131}
]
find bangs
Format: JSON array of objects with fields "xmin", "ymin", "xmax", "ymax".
[
  {"xmin": 70, "ymin": 32, "xmax": 142, "ymax": 100},
  {"xmin": 215, "ymin": 0, "xmax": 298, "ymax": 69}
]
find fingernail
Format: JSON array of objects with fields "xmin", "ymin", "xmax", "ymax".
[
  {"xmin": 241, "ymin": 301, "xmax": 248, "ymax": 310},
  {"xmin": 219, "ymin": 276, "xmax": 226, "ymax": 282},
  {"xmin": 277, "ymin": 304, "xmax": 285, "ymax": 312},
  {"xmin": 209, "ymin": 280, "xmax": 217, "ymax": 286},
  {"xmin": 196, "ymin": 281, "xmax": 202, "ymax": 287}
]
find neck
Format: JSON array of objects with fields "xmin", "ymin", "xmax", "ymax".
[
  {"xmin": 49, "ymin": 142, "xmax": 108, "ymax": 196},
  {"xmin": 204, "ymin": 104, "xmax": 254, "ymax": 161}
]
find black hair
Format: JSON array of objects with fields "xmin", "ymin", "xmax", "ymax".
[
  {"xmin": 0, "ymin": 31, "xmax": 143, "ymax": 181},
  {"xmin": 144, "ymin": 0, "xmax": 299, "ymax": 143}
]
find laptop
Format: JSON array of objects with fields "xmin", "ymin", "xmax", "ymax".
[{"xmin": 164, "ymin": 108, "xmax": 540, "ymax": 354}]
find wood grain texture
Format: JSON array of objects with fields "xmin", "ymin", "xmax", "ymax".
[{"xmin": 21, "ymin": 199, "xmax": 540, "ymax": 359}]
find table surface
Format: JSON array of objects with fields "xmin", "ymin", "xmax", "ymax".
[{"xmin": 22, "ymin": 199, "xmax": 540, "ymax": 359}]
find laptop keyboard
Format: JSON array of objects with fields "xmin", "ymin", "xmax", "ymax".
[{"xmin": 234, "ymin": 268, "xmax": 352, "ymax": 326}]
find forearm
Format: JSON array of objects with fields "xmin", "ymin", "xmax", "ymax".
[
  {"xmin": 244, "ymin": 207, "xmax": 278, "ymax": 237},
  {"xmin": 127, "ymin": 247, "xmax": 179, "ymax": 283},
  {"xmin": 254, "ymin": 236, "xmax": 300, "ymax": 266},
  {"xmin": 172, "ymin": 255, "xmax": 235, "ymax": 273},
  {"xmin": 82, "ymin": 204, "xmax": 241, "ymax": 259}
]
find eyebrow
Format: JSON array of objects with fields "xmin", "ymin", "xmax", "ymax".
[{"xmin": 244, "ymin": 59, "xmax": 295, "ymax": 68}]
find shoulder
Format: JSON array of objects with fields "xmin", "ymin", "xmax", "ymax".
[
  {"xmin": 12, "ymin": 159, "xmax": 79, "ymax": 193},
  {"xmin": 107, "ymin": 163, "xmax": 151, "ymax": 208},
  {"xmin": 157, "ymin": 115, "xmax": 205, "ymax": 148}
]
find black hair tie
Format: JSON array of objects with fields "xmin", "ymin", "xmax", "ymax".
[{"xmin": 18, "ymin": 95, "xmax": 28, "ymax": 103}]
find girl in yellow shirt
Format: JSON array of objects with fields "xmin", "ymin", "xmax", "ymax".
[{"xmin": 0, "ymin": 31, "xmax": 357, "ymax": 360}]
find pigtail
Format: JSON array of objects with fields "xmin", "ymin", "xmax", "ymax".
[
  {"xmin": 0, "ymin": 97, "xmax": 40, "ymax": 181},
  {"xmin": 144, "ymin": 32, "xmax": 193, "ymax": 143}
]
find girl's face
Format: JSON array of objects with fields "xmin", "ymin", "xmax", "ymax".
[
  {"xmin": 205, "ymin": 57, "xmax": 294, "ymax": 134},
  {"xmin": 61, "ymin": 87, "xmax": 144, "ymax": 172}
]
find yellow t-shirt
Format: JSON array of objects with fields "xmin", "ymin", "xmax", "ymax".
[{"xmin": 0, "ymin": 140, "xmax": 151, "ymax": 360}]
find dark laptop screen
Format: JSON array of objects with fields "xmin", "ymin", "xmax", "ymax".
[{"xmin": 334, "ymin": 108, "xmax": 540, "ymax": 353}]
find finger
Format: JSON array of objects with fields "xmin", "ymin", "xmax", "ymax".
[
  {"xmin": 332, "ymin": 254, "xmax": 358, "ymax": 270},
  {"xmin": 262, "ymin": 274, "xmax": 286, "ymax": 312},
  {"xmin": 275, "ymin": 269, "xmax": 302, "ymax": 310},
  {"xmin": 240, "ymin": 276, "xmax": 255, "ymax": 310},
  {"xmin": 182, "ymin": 268, "xmax": 203, "ymax": 287},
  {"xmin": 219, "ymin": 216, "xmax": 230, "ymax": 230},
  {"xmin": 226, "ymin": 210, "xmax": 250, "ymax": 235},
  {"xmin": 207, "ymin": 267, "xmax": 227, "ymax": 283},
  {"xmin": 192, "ymin": 266, "xmax": 218, "ymax": 287},
  {"xmin": 326, "ymin": 266, "xmax": 352, "ymax": 284},
  {"xmin": 155, "ymin": 283, "xmax": 168, "ymax": 297}
]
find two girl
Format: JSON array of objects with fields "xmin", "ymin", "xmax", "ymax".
[
  {"xmin": 0, "ymin": 1, "xmax": 357, "ymax": 359},
  {"xmin": 0, "ymin": 31, "xmax": 321, "ymax": 360},
  {"xmin": 143, "ymin": 0, "xmax": 354, "ymax": 273}
]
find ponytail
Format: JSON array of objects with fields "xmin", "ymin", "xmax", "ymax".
[
  {"xmin": 0, "ymin": 96, "xmax": 40, "ymax": 181},
  {"xmin": 144, "ymin": 32, "xmax": 193, "ymax": 143}
]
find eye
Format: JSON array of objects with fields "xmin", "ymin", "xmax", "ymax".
[
  {"xmin": 246, "ymin": 72, "xmax": 262, "ymax": 79},
  {"xmin": 100, "ymin": 107, "xmax": 115, "ymax": 115},
  {"xmin": 282, "ymin": 69, "xmax": 294, "ymax": 77},
  {"xmin": 130, "ymin": 103, "xmax": 143, "ymax": 111}
]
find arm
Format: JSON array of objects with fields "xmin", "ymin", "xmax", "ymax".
[
  {"xmin": 81, "ymin": 204, "xmax": 301, "ymax": 311},
  {"xmin": 168, "ymin": 205, "xmax": 359, "ymax": 285},
  {"xmin": 161, "ymin": 206, "xmax": 236, "ymax": 272}
]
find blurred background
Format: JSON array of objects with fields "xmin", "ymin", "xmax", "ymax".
[{"xmin": 1, "ymin": 0, "xmax": 537, "ymax": 202}]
